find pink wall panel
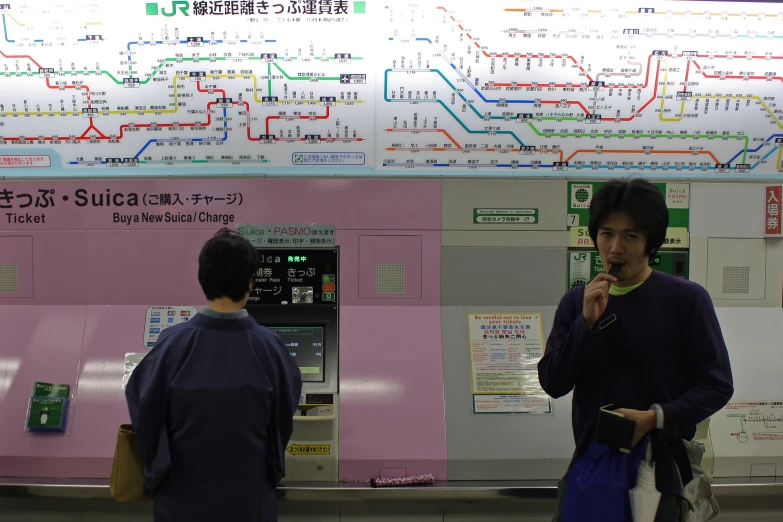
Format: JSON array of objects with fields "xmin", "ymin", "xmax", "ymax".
[
  {"xmin": 358, "ymin": 235, "xmax": 422, "ymax": 299},
  {"xmin": 0, "ymin": 232, "xmax": 88, "ymax": 306},
  {"xmin": 86, "ymin": 231, "xmax": 212, "ymax": 305},
  {"xmin": 0, "ymin": 306, "xmax": 88, "ymax": 476},
  {"xmin": 0, "ymin": 178, "xmax": 446, "ymax": 481},
  {"xmin": 0, "ymin": 236, "xmax": 34, "ymax": 298},
  {"xmin": 60, "ymin": 305, "xmax": 177, "ymax": 478},
  {"xmin": 338, "ymin": 306, "xmax": 446, "ymax": 480}
]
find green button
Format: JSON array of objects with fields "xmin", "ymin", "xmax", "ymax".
[
  {"xmin": 323, "ymin": 292, "xmax": 335, "ymax": 301},
  {"xmin": 322, "ymin": 274, "xmax": 335, "ymax": 283}
]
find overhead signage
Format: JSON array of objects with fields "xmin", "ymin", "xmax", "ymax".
[
  {"xmin": 765, "ymin": 186, "xmax": 782, "ymax": 236},
  {"xmin": 236, "ymin": 224, "xmax": 336, "ymax": 247},
  {"xmin": 473, "ymin": 208, "xmax": 539, "ymax": 225}
]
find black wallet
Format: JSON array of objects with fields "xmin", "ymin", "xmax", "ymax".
[{"xmin": 596, "ymin": 404, "xmax": 636, "ymax": 453}]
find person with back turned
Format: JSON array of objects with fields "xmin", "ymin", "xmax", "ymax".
[
  {"xmin": 538, "ymin": 179, "xmax": 733, "ymax": 521},
  {"xmin": 125, "ymin": 228, "xmax": 302, "ymax": 522}
]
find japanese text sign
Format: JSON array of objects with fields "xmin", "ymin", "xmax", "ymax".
[{"xmin": 765, "ymin": 186, "xmax": 782, "ymax": 236}]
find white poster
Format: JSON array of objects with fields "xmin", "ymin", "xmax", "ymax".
[
  {"xmin": 712, "ymin": 400, "xmax": 783, "ymax": 455},
  {"xmin": 473, "ymin": 394, "xmax": 552, "ymax": 414},
  {"xmin": 468, "ymin": 312, "xmax": 547, "ymax": 399},
  {"xmin": 144, "ymin": 306, "xmax": 198, "ymax": 348}
]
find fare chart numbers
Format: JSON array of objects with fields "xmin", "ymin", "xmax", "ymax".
[
  {"xmin": 379, "ymin": 0, "xmax": 783, "ymax": 177},
  {"xmin": 0, "ymin": 0, "xmax": 375, "ymax": 177}
]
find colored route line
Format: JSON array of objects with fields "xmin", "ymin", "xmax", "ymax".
[
  {"xmin": 499, "ymin": 6, "xmax": 780, "ymax": 17},
  {"xmin": 0, "ymin": 48, "xmax": 365, "ymax": 115},
  {"xmin": 384, "ymin": 69, "xmax": 526, "ymax": 145},
  {"xmin": 427, "ymin": 6, "xmax": 783, "ymax": 88},
  {"xmin": 425, "ymin": 43, "xmax": 780, "ymax": 127},
  {"xmin": 385, "ymin": 66, "xmax": 770, "ymax": 167},
  {"xmin": 0, "ymin": 75, "xmax": 351, "ymax": 146},
  {"xmin": 657, "ymin": 62, "xmax": 783, "ymax": 136},
  {"xmin": 564, "ymin": 149, "xmax": 720, "ymax": 164},
  {"xmin": 387, "ymin": 63, "xmax": 660, "ymax": 123},
  {"xmin": 265, "ymin": 105, "xmax": 330, "ymax": 135},
  {"xmin": 385, "ymin": 128, "xmax": 462, "ymax": 149},
  {"xmin": 126, "ymin": 38, "xmax": 361, "ymax": 77},
  {"xmin": 728, "ymin": 134, "xmax": 783, "ymax": 164},
  {"xmin": 486, "ymin": 55, "xmax": 650, "ymax": 89},
  {"xmin": 2, "ymin": 14, "xmax": 101, "ymax": 43},
  {"xmin": 693, "ymin": 60, "xmax": 783, "ymax": 84},
  {"xmin": 132, "ymin": 104, "xmax": 228, "ymax": 158},
  {"xmin": 0, "ymin": 54, "xmax": 361, "ymax": 88},
  {"xmin": 4, "ymin": 12, "xmax": 102, "ymax": 26}
]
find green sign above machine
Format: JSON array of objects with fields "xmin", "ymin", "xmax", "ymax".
[
  {"xmin": 472, "ymin": 208, "xmax": 539, "ymax": 225},
  {"xmin": 566, "ymin": 181, "xmax": 690, "ymax": 249},
  {"xmin": 567, "ymin": 250, "xmax": 689, "ymax": 289}
]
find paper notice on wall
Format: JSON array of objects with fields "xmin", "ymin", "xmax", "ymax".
[
  {"xmin": 122, "ymin": 353, "xmax": 148, "ymax": 391},
  {"xmin": 468, "ymin": 312, "xmax": 546, "ymax": 397},
  {"xmin": 711, "ymin": 400, "xmax": 783, "ymax": 457},
  {"xmin": 144, "ymin": 306, "xmax": 198, "ymax": 348},
  {"xmin": 473, "ymin": 394, "xmax": 552, "ymax": 414}
]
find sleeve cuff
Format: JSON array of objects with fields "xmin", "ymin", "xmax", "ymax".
[{"xmin": 651, "ymin": 403, "xmax": 664, "ymax": 430}]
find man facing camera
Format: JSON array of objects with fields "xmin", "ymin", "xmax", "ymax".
[{"xmin": 538, "ymin": 178, "xmax": 733, "ymax": 521}]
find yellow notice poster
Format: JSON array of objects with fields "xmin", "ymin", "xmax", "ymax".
[{"xmin": 468, "ymin": 312, "xmax": 546, "ymax": 395}]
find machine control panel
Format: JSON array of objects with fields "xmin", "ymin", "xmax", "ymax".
[{"xmin": 249, "ymin": 249, "xmax": 338, "ymax": 305}]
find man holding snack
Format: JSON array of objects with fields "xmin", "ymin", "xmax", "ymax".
[{"xmin": 538, "ymin": 178, "xmax": 734, "ymax": 521}]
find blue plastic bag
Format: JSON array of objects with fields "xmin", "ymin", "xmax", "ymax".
[{"xmin": 561, "ymin": 439, "xmax": 648, "ymax": 522}]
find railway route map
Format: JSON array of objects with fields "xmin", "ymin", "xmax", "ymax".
[
  {"xmin": 0, "ymin": 0, "xmax": 376, "ymax": 176},
  {"xmin": 0, "ymin": 0, "xmax": 782, "ymax": 178}
]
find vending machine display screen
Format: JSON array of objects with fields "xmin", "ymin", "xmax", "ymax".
[{"xmin": 269, "ymin": 326, "xmax": 324, "ymax": 382}]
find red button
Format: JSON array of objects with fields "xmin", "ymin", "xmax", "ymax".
[{"xmin": 322, "ymin": 283, "xmax": 335, "ymax": 292}]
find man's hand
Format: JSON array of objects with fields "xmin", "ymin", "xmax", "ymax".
[
  {"xmin": 583, "ymin": 273, "xmax": 617, "ymax": 329},
  {"xmin": 615, "ymin": 408, "xmax": 658, "ymax": 447}
]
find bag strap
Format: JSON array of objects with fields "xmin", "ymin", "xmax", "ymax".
[{"xmin": 598, "ymin": 312, "xmax": 695, "ymax": 486}]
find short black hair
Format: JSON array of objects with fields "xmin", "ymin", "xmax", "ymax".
[
  {"xmin": 198, "ymin": 228, "xmax": 258, "ymax": 302},
  {"xmin": 588, "ymin": 178, "xmax": 669, "ymax": 256}
]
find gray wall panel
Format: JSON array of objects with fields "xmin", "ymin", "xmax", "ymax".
[
  {"xmin": 441, "ymin": 247, "xmax": 567, "ymax": 307},
  {"xmin": 442, "ymin": 305, "xmax": 574, "ymax": 480},
  {"xmin": 442, "ymin": 180, "xmax": 566, "ymax": 232}
]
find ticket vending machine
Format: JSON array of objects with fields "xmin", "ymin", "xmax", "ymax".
[{"xmin": 245, "ymin": 247, "xmax": 339, "ymax": 482}]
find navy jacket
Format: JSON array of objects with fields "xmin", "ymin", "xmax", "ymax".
[
  {"xmin": 538, "ymin": 271, "xmax": 734, "ymax": 495},
  {"xmin": 125, "ymin": 311, "xmax": 302, "ymax": 522}
]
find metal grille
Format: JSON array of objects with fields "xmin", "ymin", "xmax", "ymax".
[
  {"xmin": 722, "ymin": 266, "xmax": 750, "ymax": 294},
  {"xmin": 376, "ymin": 264, "xmax": 405, "ymax": 294},
  {"xmin": 0, "ymin": 264, "xmax": 17, "ymax": 292}
]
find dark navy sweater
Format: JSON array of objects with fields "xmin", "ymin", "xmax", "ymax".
[{"xmin": 538, "ymin": 271, "xmax": 734, "ymax": 495}]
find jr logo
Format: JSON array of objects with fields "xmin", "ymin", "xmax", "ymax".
[{"xmin": 146, "ymin": 1, "xmax": 189, "ymax": 16}]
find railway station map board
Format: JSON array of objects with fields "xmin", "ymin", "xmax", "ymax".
[{"xmin": 0, "ymin": 0, "xmax": 780, "ymax": 178}]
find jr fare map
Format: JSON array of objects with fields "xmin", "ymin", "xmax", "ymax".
[{"xmin": 0, "ymin": 0, "xmax": 781, "ymax": 178}]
